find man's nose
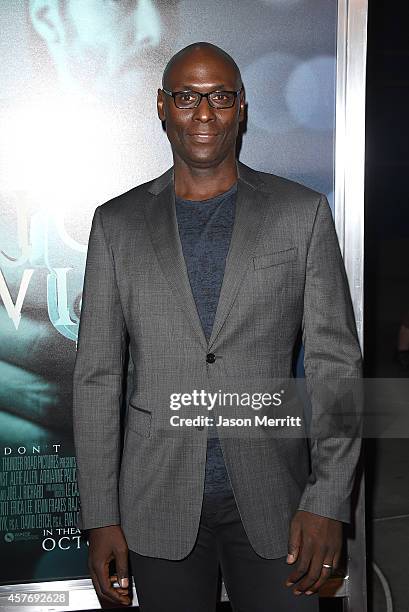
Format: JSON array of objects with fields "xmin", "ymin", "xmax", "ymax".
[
  {"xmin": 132, "ymin": 0, "xmax": 161, "ymax": 48},
  {"xmin": 193, "ymin": 95, "xmax": 216, "ymax": 122}
]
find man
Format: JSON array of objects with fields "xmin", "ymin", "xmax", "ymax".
[{"xmin": 73, "ymin": 42, "xmax": 363, "ymax": 610}]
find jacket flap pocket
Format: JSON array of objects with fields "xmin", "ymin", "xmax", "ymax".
[
  {"xmin": 127, "ymin": 403, "xmax": 152, "ymax": 438},
  {"xmin": 253, "ymin": 247, "xmax": 297, "ymax": 270}
]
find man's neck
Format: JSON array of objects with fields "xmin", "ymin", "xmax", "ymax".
[{"xmin": 173, "ymin": 156, "xmax": 238, "ymax": 200}]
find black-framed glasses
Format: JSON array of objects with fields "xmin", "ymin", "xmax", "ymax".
[{"xmin": 162, "ymin": 87, "xmax": 242, "ymax": 109}]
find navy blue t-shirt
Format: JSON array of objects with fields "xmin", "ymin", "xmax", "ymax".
[{"xmin": 175, "ymin": 182, "xmax": 237, "ymax": 496}]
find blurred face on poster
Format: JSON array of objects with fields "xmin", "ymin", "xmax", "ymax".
[
  {"xmin": 29, "ymin": 0, "xmax": 177, "ymax": 101},
  {"xmin": 0, "ymin": 0, "xmax": 181, "ymax": 210}
]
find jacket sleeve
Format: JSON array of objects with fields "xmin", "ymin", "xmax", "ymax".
[
  {"xmin": 297, "ymin": 194, "xmax": 363, "ymax": 524},
  {"xmin": 72, "ymin": 205, "xmax": 128, "ymax": 531}
]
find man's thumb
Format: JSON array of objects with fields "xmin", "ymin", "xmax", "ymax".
[
  {"xmin": 115, "ymin": 557, "xmax": 129, "ymax": 588},
  {"xmin": 287, "ymin": 521, "xmax": 301, "ymax": 563}
]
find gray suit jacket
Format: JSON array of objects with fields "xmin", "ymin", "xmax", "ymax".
[{"xmin": 72, "ymin": 160, "xmax": 362, "ymax": 559}]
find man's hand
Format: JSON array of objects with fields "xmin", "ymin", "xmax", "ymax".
[
  {"xmin": 88, "ymin": 525, "xmax": 131, "ymax": 606},
  {"xmin": 285, "ymin": 510, "xmax": 342, "ymax": 596}
]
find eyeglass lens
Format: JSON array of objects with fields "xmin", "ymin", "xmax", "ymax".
[{"xmin": 174, "ymin": 91, "xmax": 236, "ymax": 108}]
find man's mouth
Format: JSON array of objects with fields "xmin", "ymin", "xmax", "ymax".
[{"xmin": 188, "ymin": 133, "xmax": 219, "ymax": 142}]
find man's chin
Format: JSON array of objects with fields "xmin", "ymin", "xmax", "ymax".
[
  {"xmin": 184, "ymin": 155, "xmax": 228, "ymax": 169},
  {"xmin": 188, "ymin": 148, "xmax": 222, "ymax": 164}
]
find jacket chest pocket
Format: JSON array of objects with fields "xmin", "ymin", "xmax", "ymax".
[
  {"xmin": 127, "ymin": 403, "xmax": 152, "ymax": 438},
  {"xmin": 253, "ymin": 247, "xmax": 297, "ymax": 270}
]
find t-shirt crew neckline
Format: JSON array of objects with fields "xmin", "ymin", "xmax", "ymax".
[{"xmin": 175, "ymin": 181, "xmax": 238, "ymax": 206}]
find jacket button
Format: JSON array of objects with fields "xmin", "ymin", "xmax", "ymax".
[{"xmin": 206, "ymin": 353, "xmax": 216, "ymax": 364}]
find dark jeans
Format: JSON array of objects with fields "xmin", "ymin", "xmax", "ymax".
[{"xmin": 128, "ymin": 489, "xmax": 319, "ymax": 612}]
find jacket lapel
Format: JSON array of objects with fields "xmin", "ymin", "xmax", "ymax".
[
  {"xmin": 143, "ymin": 172, "xmax": 208, "ymax": 351},
  {"xmin": 207, "ymin": 175, "xmax": 270, "ymax": 348},
  {"xmin": 144, "ymin": 160, "xmax": 270, "ymax": 351}
]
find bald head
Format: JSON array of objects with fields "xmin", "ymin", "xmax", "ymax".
[{"xmin": 162, "ymin": 42, "xmax": 242, "ymax": 91}]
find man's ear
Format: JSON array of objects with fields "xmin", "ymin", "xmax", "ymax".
[
  {"xmin": 157, "ymin": 88, "xmax": 166, "ymax": 122},
  {"xmin": 29, "ymin": 0, "xmax": 66, "ymax": 47},
  {"xmin": 239, "ymin": 86, "xmax": 246, "ymax": 122}
]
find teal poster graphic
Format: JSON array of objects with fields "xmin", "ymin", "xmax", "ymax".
[{"xmin": 0, "ymin": 0, "xmax": 337, "ymax": 583}]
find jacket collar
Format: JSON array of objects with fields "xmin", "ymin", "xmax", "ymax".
[{"xmin": 147, "ymin": 159, "xmax": 263, "ymax": 196}]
